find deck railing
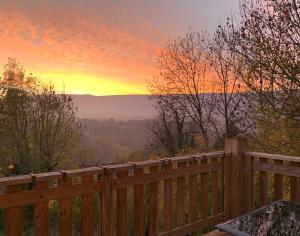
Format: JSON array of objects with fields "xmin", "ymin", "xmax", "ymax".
[{"xmin": 0, "ymin": 136, "xmax": 300, "ymax": 235}]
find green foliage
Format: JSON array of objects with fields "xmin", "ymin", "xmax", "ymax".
[
  {"xmin": 249, "ymin": 102, "xmax": 300, "ymax": 156},
  {"xmin": 0, "ymin": 58, "xmax": 82, "ymax": 175}
]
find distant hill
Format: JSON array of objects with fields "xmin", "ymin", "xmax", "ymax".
[
  {"xmin": 79, "ymin": 119, "xmax": 150, "ymax": 164},
  {"xmin": 71, "ymin": 95, "xmax": 156, "ymax": 120}
]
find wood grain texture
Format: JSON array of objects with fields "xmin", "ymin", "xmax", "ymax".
[
  {"xmin": 58, "ymin": 177, "xmax": 72, "ymax": 236},
  {"xmin": 200, "ymin": 159, "xmax": 208, "ymax": 220},
  {"xmin": 253, "ymin": 161, "xmax": 300, "ymax": 178},
  {"xmin": 290, "ymin": 162, "xmax": 300, "ymax": 203},
  {"xmin": 116, "ymin": 170, "xmax": 128, "ymax": 236},
  {"xmin": 113, "ymin": 162, "xmax": 222, "ymax": 188},
  {"xmin": 259, "ymin": 158, "xmax": 268, "ymax": 206},
  {"xmin": 177, "ymin": 162, "xmax": 186, "ymax": 226},
  {"xmin": 243, "ymin": 155, "xmax": 253, "ymax": 212},
  {"xmin": 101, "ymin": 174, "xmax": 113, "ymax": 236},
  {"xmin": 5, "ymin": 185, "xmax": 23, "ymax": 236},
  {"xmin": 163, "ymin": 162, "xmax": 173, "ymax": 231},
  {"xmin": 189, "ymin": 159, "xmax": 197, "ymax": 223},
  {"xmin": 82, "ymin": 175, "xmax": 94, "ymax": 236},
  {"xmin": 273, "ymin": 160, "xmax": 283, "ymax": 200},
  {"xmin": 149, "ymin": 165, "xmax": 159, "ymax": 236},
  {"xmin": 134, "ymin": 168, "xmax": 144, "ymax": 236},
  {"xmin": 34, "ymin": 180, "xmax": 49, "ymax": 236},
  {"xmin": 211, "ymin": 158, "xmax": 219, "ymax": 216},
  {"xmin": 223, "ymin": 156, "xmax": 230, "ymax": 220}
]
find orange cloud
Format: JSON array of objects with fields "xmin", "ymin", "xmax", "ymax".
[{"xmin": 0, "ymin": 3, "xmax": 162, "ymax": 95}]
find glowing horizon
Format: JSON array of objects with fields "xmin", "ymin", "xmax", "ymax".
[{"xmin": 0, "ymin": 0, "xmax": 239, "ymax": 96}]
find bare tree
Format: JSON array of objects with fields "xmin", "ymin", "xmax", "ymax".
[
  {"xmin": 147, "ymin": 97, "xmax": 194, "ymax": 157},
  {"xmin": 148, "ymin": 31, "xmax": 215, "ymax": 150},
  {"xmin": 208, "ymin": 25, "xmax": 247, "ymax": 145}
]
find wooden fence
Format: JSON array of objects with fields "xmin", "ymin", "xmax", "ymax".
[{"xmin": 0, "ymin": 136, "xmax": 300, "ymax": 235}]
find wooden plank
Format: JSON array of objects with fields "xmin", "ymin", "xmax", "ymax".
[
  {"xmin": 200, "ymin": 159, "xmax": 208, "ymax": 220},
  {"xmin": 223, "ymin": 155, "xmax": 230, "ymax": 220},
  {"xmin": 290, "ymin": 162, "xmax": 300, "ymax": 203},
  {"xmin": 211, "ymin": 158, "xmax": 219, "ymax": 216},
  {"xmin": 101, "ymin": 173, "xmax": 113, "ymax": 236},
  {"xmin": 64, "ymin": 166, "xmax": 103, "ymax": 177},
  {"xmin": 149, "ymin": 165, "xmax": 159, "ymax": 236},
  {"xmin": 273, "ymin": 160, "xmax": 283, "ymax": 200},
  {"xmin": 163, "ymin": 161, "xmax": 173, "ymax": 231},
  {"xmin": 113, "ymin": 162, "xmax": 222, "ymax": 188},
  {"xmin": 0, "ymin": 181, "xmax": 103, "ymax": 208},
  {"xmin": 189, "ymin": 159, "xmax": 197, "ymax": 223},
  {"xmin": 245, "ymin": 151, "xmax": 300, "ymax": 163},
  {"xmin": 133, "ymin": 167, "xmax": 144, "ymax": 236},
  {"xmin": 0, "ymin": 175, "xmax": 32, "ymax": 186},
  {"xmin": 224, "ymin": 136, "xmax": 246, "ymax": 218},
  {"xmin": 243, "ymin": 155, "xmax": 253, "ymax": 212},
  {"xmin": 253, "ymin": 161, "xmax": 300, "ymax": 178},
  {"xmin": 116, "ymin": 170, "xmax": 128, "ymax": 236},
  {"xmin": 34, "ymin": 180, "xmax": 49, "ymax": 236},
  {"xmin": 177, "ymin": 162, "xmax": 186, "ymax": 226},
  {"xmin": 58, "ymin": 177, "xmax": 72, "ymax": 236},
  {"xmin": 158, "ymin": 213, "xmax": 224, "ymax": 236},
  {"xmin": 82, "ymin": 175, "xmax": 94, "ymax": 236},
  {"xmin": 259, "ymin": 158, "xmax": 268, "ymax": 206},
  {"xmin": 5, "ymin": 185, "xmax": 23, "ymax": 236}
]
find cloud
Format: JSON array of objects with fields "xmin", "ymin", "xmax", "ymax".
[{"xmin": 0, "ymin": 0, "xmax": 239, "ymax": 95}]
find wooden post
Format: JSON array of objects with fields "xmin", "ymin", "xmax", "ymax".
[{"xmin": 224, "ymin": 135, "xmax": 249, "ymax": 219}]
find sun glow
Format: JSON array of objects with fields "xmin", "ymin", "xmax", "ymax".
[{"xmin": 36, "ymin": 71, "xmax": 147, "ymax": 96}]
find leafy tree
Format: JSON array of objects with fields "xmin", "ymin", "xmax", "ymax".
[
  {"xmin": 217, "ymin": 0, "xmax": 300, "ymax": 154},
  {"xmin": 0, "ymin": 58, "xmax": 82, "ymax": 175}
]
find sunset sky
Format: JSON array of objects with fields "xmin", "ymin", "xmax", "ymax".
[{"xmin": 0, "ymin": 0, "xmax": 239, "ymax": 95}]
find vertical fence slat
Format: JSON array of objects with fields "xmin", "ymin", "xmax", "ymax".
[
  {"xmin": 223, "ymin": 155, "xmax": 230, "ymax": 220},
  {"xmin": 116, "ymin": 170, "xmax": 128, "ymax": 236},
  {"xmin": 189, "ymin": 159, "xmax": 197, "ymax": 223},
  {"xmin": 101, "ymin": 173, "xmax": 113, "ymax": 236},
  {"xmin": 211, "ymin": 158, "xmax": 218, "ymax": 216},
  {"xmin": 290, "ymin": 162, "xmax": 300, "ymax": 203},
  {"xmin": 134, "ymin": 167, "xmax": 144, "ymax": 236},
  {"xmin": 243, "ymin": 155, "xmax": 253, "ymax": 212},
  {"xmin": 295, "ymin": 162, "xmax": 300, "ymax": 203},
  {"xmin": 34, "ymin": 180, "xmax": 49, "ymax": 236},
  {"xmin": 5, "ymin": 185, "xmax": 23, "ymax": 236},
  {"xmin": 259, "ymin": 158, "xmax": 268, "ymax": 206},
  {"xmin": 200, "ymin": 159, "xmax": 208, "ymax": 220},
  {"xmin": 177, "ymin": 162, "xmax": 186, "ymax": 226},
  {"xmin": 58, "ymin": 177, "xmax": 72, "ymax": 236},
  {"xmin": 82, "ymin": 175, "xmax": 94, "ymax": 236},
  {"xmin": 149, "ymin": 165, "xmax": 159, "ymax": 236},
  {"xmin": 274, "ymin": 160, "xmax": 283, "ymax": 200},
  {"xmin": 163, "ymin": 161, "xmax": 173, "ymax": 231}
]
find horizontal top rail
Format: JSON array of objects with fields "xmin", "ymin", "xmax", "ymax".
[
  {"xmin": 244, "ymin": 151, "xmax": 300, "ymax": 163},
  {"xmin": 0, "ymin": 151, "xmax": 229, "ymax": 187}
]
